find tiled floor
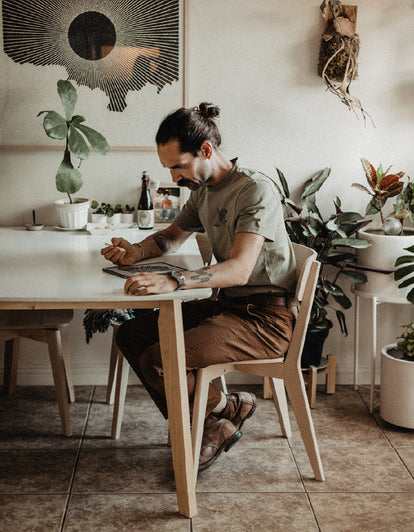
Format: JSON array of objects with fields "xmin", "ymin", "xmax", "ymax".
[{"xmin": 0, "ymin": 384, "xmax": 413, "ymax": 531}]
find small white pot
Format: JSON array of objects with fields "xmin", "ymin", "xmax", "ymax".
[
  {"xmin": 357, "ymin": 228, "xmax": 414, "ymax": 298},
  {"xmin": 121, "ymin": 213, "xmax": 135, "ymax": 224},
  {"xmin": 380, "ymin": 344, "xmax": 414, "ymax": 429},
  {"xmin": 108, "ymin": 213, "xmax": 122, "ymax": 226},
  {"xmin": 54, "ymin": 198, "xmax": 90, "ymax": 229},
  {"xmin": 91, "ymin": 213, "xmax": 107, "ymax": 224}
]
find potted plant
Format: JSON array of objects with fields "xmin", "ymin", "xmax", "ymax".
[
  {"xmin": 122, "ymin": 204, "xmax": 136, "ymax": 224},
  {"xmin": 90, "ymin": 202, "xmax": 123, "ymax": 225},
  {"xmin": 352, "ymin": 158, "xmax": 414, "ymax": 298},
  {"xmin": 38, "ymin": 79, "xmax": 110, "ymax": 229},
  {"xmin": 275, "ymin": 167, "xmax": 371, "ymax": 367},
  {"xmin": 379, "ymin": 245, "xmax": 414, "ymax": 428}
]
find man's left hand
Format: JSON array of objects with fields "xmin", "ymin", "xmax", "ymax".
[{"xmin": 124, "ymin": 273, "xmax": 178, "ymax": 296}]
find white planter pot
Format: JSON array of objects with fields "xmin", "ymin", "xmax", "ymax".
[
  {"xmin": 380, "ymin": 344, "xmax": 414, "ymax": 429},
  {"xmin": 108, "ymin": 213, "xmax": 122, "ymax": 226},
  {"xmin": 91, "ymin": 213, "xmax": 107, "ymax": 224},
  {"xmin": 356, "ymin": 228, "xmax": 414, "ymax": 298},
  {"xmin": 54, "ymin": 198, "xmax": 90, "ymax": 229},
  {"xmin": 121, "ymin": 213, "xmax": 135, "ymax": 224}
]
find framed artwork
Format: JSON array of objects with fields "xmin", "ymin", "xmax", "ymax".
[
  {"xmin": 0, "ymin": 0, "xmax": 189, "ymax": 150},
  {"xmin": 152, "ymin": 184, "xmax": 185, "ymax": 225}
]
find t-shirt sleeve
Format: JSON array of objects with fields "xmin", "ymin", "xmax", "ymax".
[
  {"xmin": 235, "ymin": 178, "xmax": 284, "ymax": 242},
  {"xmin": 174, "ymin": 192, "xmax": 204, "ymax": 233}
]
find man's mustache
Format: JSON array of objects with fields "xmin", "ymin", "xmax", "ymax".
[{"xmin": 177, "ymin": 179, "xmax": 201, "ymax": 190}]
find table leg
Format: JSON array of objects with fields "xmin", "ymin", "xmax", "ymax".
[
  {"xmin": 353, "ymin": 293, "xmax": 360, "ymax": 390},
  {"xmin": 370, "ymin": 297, "xmax": 377, "ymax": 414},
  {"xmin": 157, "ymin": 300, "xmax": 197, "ymax": 519}
]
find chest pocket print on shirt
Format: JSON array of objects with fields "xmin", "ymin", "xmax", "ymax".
[{"xmin": 214, "ymin": 208, "xmax": 228, "ymax": 227}]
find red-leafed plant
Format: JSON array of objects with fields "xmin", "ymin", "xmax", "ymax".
[{"xmin": 352, "ymin": 158, "xmax": 405, "ymax": 223}]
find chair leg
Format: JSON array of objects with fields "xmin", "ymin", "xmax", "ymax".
[
  {"xmin": 307, "ymin": 366, "xmax": 318, "ymax": 409},
  {"xmin": 269, "ymin": 378, "xmax": 291, "ymax": 438},
  {"xmin": 191, "ymin": 368, "xmax": 210, "ymax": 483},
  {"xmin": 60, "ymin": 328, "xmax": 75, "ymax": 403},
  {"xmin": 111, "ymin": 351, "xmax": 130, "ymax": 439},
  {"xmin": 263, "ymin": 376, "xmax": 272, "ymax": 399},
  {"xmin": 326, "ymin": 354, "xmax": 336, "ymax": 395},
  {"xmin": 284, "ymin": 372, "xmax": 324, "ymax": 481},
  {"xmin": 46, "ymin": 330, "xmax": 72, "ymax": 437},
  {"xmin": 106, "ymin": 328, "xmax": 120, "ymax": 405},
  {"xmin": 4, "ymin": 338, "xmax": 19, "ymax": 395},
  {"xmin": 220, "ymin": 375, "xmax": 228, "ymax": 395}
]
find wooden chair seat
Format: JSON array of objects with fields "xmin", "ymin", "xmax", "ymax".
[{"xmin": 0, "ymin": 309, "xmax": 75, "ymax": 437}]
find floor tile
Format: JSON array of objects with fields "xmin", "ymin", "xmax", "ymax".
[
  {"xmin": 396, "ymin": 446, "xmax": 414, "ymax": 478},
  {"xmin": 0, "ymin": 386, "xmax": 93, "ymax": 449},
  {"xmin": 195, "ymin": 445, "xmax": 303, "ymax": 493},
  {"xmin": 0, "ymin": 450, "xmax": 77, "ymax": 493},
  {"xmin": 293, "ymin": 445, "xmax": 414, "ymax": 492},
  {"xmin": 0, "ymin": 494, "xmax": 67, "ymax": 532},
  {"xmin": 192, "ymin": 493, "xmax": 318, "ymax": 532},
  {"xmin": 72, "ymin": 448, "xmax": 176, "ymax": 494},
  {"xmin": 64, "ymin": 494, "xmax": 190, "ymax": 531},
  {"xmin": 373, "ymin": 412, "xmax": 414, "ymax": 448},
  {"xmin": 309, "ymin": 492, "xmax": 414, "ymax": 532}
]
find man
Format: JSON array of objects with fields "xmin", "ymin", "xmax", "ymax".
[{"xmin": 101, "ymin": 102, "xmax": 296, "ymax": 471}]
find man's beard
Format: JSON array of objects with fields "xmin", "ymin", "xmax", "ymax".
[{"xmin": 177, "ymin": 179, "xmax": 202, "ymax": 190}]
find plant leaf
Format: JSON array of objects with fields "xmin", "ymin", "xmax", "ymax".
[
  {"xmin": 365, "ymin": 196, "xmax": 381, "ymax": 215},
  {"xmin": 41, "ymin": 111, "xmax": 68, "ymax": 139},
  {"xmin": 302, "ymin": 167, "xmax": 331, "ymax": 199},
  {"xmin": 332, "ymin": 292, "xmax": 352, "ymax": 309},
  {"xmin": 276, "ymin": 168, "xmax": 290, "ymax": 197},
  {"xmin": 406, "ymin": 287, "xmax": 414, "ymax": 305},
  {"xmin": 395, "ymin": 256, "xmax": 414, "ymax": 267},
  {"xmin": 57, "ymin": 79, "xmax": 77, "ymax": 121},
  {"xmin": 56, "ymin": 150, "xmax": 82, "ymax": 195},
  {"xmin": 394, "ymin": 266, "xmax": 414, "ymax": 281},
  {"xmin": 68, "ymin": 127, "xmax": 90, "ymax": 160},
  {"xmin": 397, "ymin": 275, "xmax": 414, "ymax": 289},
  {"xmin": 331, "ymin": 238, "xmax": 371, "ymax": 249},
  {"xmin": 335, "ymin": 310, "xmax": 348, "ymax": 336},
  {"xmin": 74, "ymin": 123, "xmax": 110, "ymax": 155},
  {"xmin": 341, "ymin": 270, "xmax": 367, "ymax": 283},
  {"xmin": 352, "ymin": 183, "xmax": 372, "ymax": 195}
]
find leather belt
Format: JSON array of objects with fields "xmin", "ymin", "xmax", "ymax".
[{"xmin": 219, "ymin": 292, "xmax": 295, "ymax": 308}]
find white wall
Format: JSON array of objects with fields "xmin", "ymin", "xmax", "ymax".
[{"xmin": 1, "ymin": 0, "xmax": 414, "ymax": 386}]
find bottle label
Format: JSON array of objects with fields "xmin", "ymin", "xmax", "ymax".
[{"xmin": 138, "ymin": 209, "xmax": 154, "ymax": 229}]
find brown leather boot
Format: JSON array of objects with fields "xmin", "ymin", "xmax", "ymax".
[
  {"xmin": 199, "ymin": 414, "xmax": 242, "ymax": 471},
  {"xmin": 217, "ymin": 392, "xmax": 257, "ymax": 430}
]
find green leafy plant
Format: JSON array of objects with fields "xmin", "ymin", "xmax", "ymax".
[
  {"xmin": 275, "ymin": 167, "xmax": 371, "ymax": 335},
  {"xmin": 396, "ymin": 323, "xmax": 414, "ymax": 361},
  {"xmin": 124, "ymin": 204, "xmax": 135, "ymax": 214},
  {"xmin": 352, "ymin": 158, "xmax": 405, "ymax": 223},
  {"xmin": 394, "ymin": 245, "xmax": 414, "ymax": 304},
  {"xmin": 38, "ymin": 79, "xmax": 110, "ymax": 203},
  {"xmin": 91, "ymin": 201, "xmax": 122, "ymax": 218}
]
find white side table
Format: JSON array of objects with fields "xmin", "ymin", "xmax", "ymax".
[{"xmin": 353, "ymin": 287, "xmax": 411, "ymax": 414}]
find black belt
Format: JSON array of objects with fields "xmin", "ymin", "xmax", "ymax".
[{"xmin": 219, "ymin": 292, "xmax": 295, "ymax": 308}]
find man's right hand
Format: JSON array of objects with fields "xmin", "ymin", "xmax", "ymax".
[{"xmin": 101, "ymin": 238, "xmax": 140, "ymax": 265}]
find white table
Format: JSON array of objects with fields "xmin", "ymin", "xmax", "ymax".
[
  {"xmin": 353, "ymin": 287, "xmax": 412, "ymax": 414},
  {"xmin": 0, "ymin": 226, "xmax": 210, "ymax": 518}
]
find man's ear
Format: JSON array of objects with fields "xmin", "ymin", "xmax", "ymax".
[{"xmin": 199, "ymin": 141, "xmax": 213, "ymax": 159}]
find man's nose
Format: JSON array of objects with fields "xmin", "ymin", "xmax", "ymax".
[{"xmin": 170, "ymin": 169, "xmax": 180, "ymax": 182}]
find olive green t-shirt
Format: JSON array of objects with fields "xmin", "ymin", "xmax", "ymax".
[{"xmin": 174, "ymin": 160, "xmax": 296, "ymax": 297}]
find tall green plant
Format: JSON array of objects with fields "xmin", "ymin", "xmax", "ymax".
[
  {"xmin": 274, "ymin": 167, "xmax": 371, "ymax": 335},
  {"xmin": 38, "ymin": 80, "xmax": 110, "ymax": 203}
]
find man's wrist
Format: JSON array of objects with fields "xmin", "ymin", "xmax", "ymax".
[{"xmin": 133, "ymin": 243, "xmax": 145, "ymax": 261}]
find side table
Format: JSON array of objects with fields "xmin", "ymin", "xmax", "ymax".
[{"xmin": 353, "ymin": 288, "xmax": 411, "ymax": 414}]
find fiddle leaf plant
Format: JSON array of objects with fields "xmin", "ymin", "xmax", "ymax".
[
  {"xmin": 274, "ymin": 167, "xmax": 371, "ymax": 335},
  {"xmin": 38, "ymin": 80, "xmax": 110, "ymax": 203}
]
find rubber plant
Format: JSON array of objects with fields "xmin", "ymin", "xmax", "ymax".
[
  {"xmin": 38, "ymin": 79, "xmax": 110, "ymax": 203},
  {"xmin": 274, "ymin": 167, "xmax": 371, "ymax": 336}
]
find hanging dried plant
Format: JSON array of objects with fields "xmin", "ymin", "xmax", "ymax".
[{"xmin": 318, "ymin": 1, "xmax": 374, "ymax": 125}]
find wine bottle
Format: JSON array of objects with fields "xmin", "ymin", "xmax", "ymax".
[{"xmin": 137, "ymin": 171, "xmax": 154, "ymax": 229}]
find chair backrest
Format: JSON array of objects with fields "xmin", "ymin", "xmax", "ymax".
[
  {"xmin": 195, "ymin": 232, "xmax": 213, "ymax": 266},
  {"xmin": 285, "ymin": 243, "xmax": 320, "ymax": 368}
]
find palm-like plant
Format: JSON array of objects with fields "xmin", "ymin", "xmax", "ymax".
[
  {"xmin": 38, "ymin": 80, "xmax": 110, "ymax": 203},
  {"xmin": 275, "ymin": 167, "xmax": 370, "ymax": 335},
  {"xmin": 352, "ymin": 158, "xmax": 405, "ymax": 223}
]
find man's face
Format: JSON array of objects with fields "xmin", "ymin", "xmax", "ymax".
[{"xmin": 157, "ymin": 139, "xmax": 212, "ymax": 191}]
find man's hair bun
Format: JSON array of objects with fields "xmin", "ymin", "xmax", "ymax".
[{"xmin": 198, "ymin": 102, "xmax": 220, "ymax": 119}]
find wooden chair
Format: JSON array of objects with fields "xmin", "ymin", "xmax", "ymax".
[
  {"xmin": 302, "ymin": 354, "xmax": 336, "ymax": 408},
  {"xmin": 0, "ymin": 309, "xmax": 75, "ymax": 437},
  {"xmin": 191, "ymin": 243, "xmax": 325, "ymax": 482}
]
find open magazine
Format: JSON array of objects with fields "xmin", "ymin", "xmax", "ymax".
[{"xmin": 103, "ymin": 262, "xmax": 186, "ymax": 279}]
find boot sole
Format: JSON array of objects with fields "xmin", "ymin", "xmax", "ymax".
[{"xmin": 198, "ymin": 430, "xmax": 243, "ymax": 472}]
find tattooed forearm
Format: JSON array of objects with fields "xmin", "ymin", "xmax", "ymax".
[
  {"xmin": 190, "ymin": 267, "xmax": 214, "ymax": 284},
  {"xmin": 152, "ymin": 233, "xmax": 171, "ymax": 253}
]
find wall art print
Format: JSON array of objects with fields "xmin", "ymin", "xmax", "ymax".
[{"xmin": 1, "ymin": 0, "xmax": 186, "ymax": 148}]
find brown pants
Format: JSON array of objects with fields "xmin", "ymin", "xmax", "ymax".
[{"xmin": 116, "ymin": 297, "xmax": 294, "ymax": 419}]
